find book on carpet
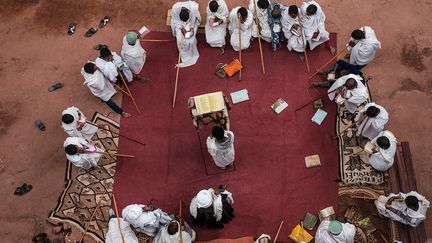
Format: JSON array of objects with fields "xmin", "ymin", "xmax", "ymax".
[
  {"xmin": 305, "ymin": 155, "xmax": 321, "ymax": 168},
  {"xmin": 319, "ymin": 206, "xmax": 335, "ymax": 221},
  {"xmin": 289, "ymin": 224, "xmax": 314, "ymax": 243},
  {"xmin": 271, "ymin": 98, "xmax": 288, "ymax": 114},
  {"xmin": 358, "ymin": 217, "xmax": 376, "ymax": 234},
  {"xmin": 230, "ymin": 89, "xmax": 249, "ymax": 104},
  {"xmin": 194, "ymin": 91, "xmax": 225, "ymax": 115},
  {"xmin": 303, "ymin": 212, "xmax": 318, "ymax": 230},
  {"xmin": 311, "ymin": 109, "xmax": 327, "ymax": 125}
]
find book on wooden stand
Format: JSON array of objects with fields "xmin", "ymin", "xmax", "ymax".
[{"xmin": 193, "ymin": 91, "xmax": 225, "ymax": 115}]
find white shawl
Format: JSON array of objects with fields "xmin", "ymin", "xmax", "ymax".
[
  {"xmin": 122, "ymin": 204, "xmax": 172, "ymax": 237},
  {"xmin": 63, "ymin": 137, "xmax": 102, "ymax": 169},
  {"xmin": 300, "ymin": 1, "xmax": 329, "ymax": 50},
  {"xmin": 190, "ymin": 188, "xmax": 233, "ymax": 221},
  {"xmin": 105, "ymin": 218, "xmax": 139, "ymax": 243},
  {"xmin": 248, "ymin": 0, "xmax": 272, "ymax": 42},
  {"xmin": 328, "ymin": 74, "xmax": 369, "ymax": 113},
  {"xmin": 206, "ymin": 131, "xmax": 235, "ymax": 167},
  {"xmin": 356, "ymin": 102, "xmax": 389, "ymax": 139},
  {"xmin": 121, "ymin": 35, "xmax": 146, "ymax": 74},
  {"xmin": 350, "ymin": 26, "xmax": 381, "ymax": 66},
  {"xmin": 205, "ymin": 0, "xmax": 229, "ymax": 47},
  {"xmin": 281, "ymin": 8, "xmax": 306, "ymax": 52},
  {"xmin": 82, "ymin": 66, "xmax": 116, "ymax": 102},
  {"xmin": 153, "ymin": 221, "xmax": 196, "ymax": 243},
  {"xmin": 61, "ymin": 106, "xmax": 98, "ymax": 140},
  {"xmin": 369, "ymin": 130, "xmax": 397, "ymax": 171},
  {"xmin": 315, "ymin": 220, "xmax": 356, "ymax": 243},
  {"xmin": 95, "ymin": 52, "xmax": 133, "ymax": 83},
  {"xmin": 229, "ymin": 7, "xmax": 254, "ymax": 51}
]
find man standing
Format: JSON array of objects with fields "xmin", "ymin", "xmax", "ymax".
[
  {"xmin": 315, "ymin": 220, "xmax": 356, "ymax": 243},
  {"xmin": 122, "ymin": 204, "xmax": 172, "ymax": 237},
  {"xmin": 282, "ymin": 5, "xmax": 306, "ymax": 59},
  {"xmin": 367, "ymin": 130, "xmax": 397, "ymax": 171},
  {"xmin": 121, "ymin": 31, "xmax": 148, "ymax": 82},
  {"xmin": 375, "ymin": 191, "xmax": 430, "ymax": 227},
  {"xmin": 171, "ymin": 1, "xmax": 201, "ymax": 67},
  {"xmin": 355, "ymin": 102, "xmax": 389, "ymax": 139},
  {"xmin": 61, "ymin": 106, "xmax": 98, "ymax": 140},
  {"xmin": 63, "ymin": 137, "xmax": 103, "ymax": 169},
  {"xmin": 205, "ymin": 0, "xmax": 229, "ymax": 54},
  {"xmin": 229, "ymin": 7, "xmax": 254, "ymax": 51},
  {"xmin": 347, "ymin": 26, "xmax": 381, "ymax": 68},
  {"xmin": 300, "ymin": 1, "xmax": 335, "ymax": 54},
  {"xmin": 105, "ymin": 210, "xmax": 139, "ymax": 243},
  {"xmin": 249, "ymin": 0, "xmax": 272, "ymax": 43},
  {"xmin": 207, "ymin": 126, "xmax": 235, "ymax": 169},
  {"xmin": 95, "ymin": 47, "xmax": 133, "ymax": 83},
  {"xmin": 190, "ymin": 185, "xmax": 234, "ymax": 228},
  {"xmin": 154, "ymin": 219, "xmax": 196, "ymax": 243},
  {"xmin": 82, "ymin": 62, "xmax": 131, "ymax": 118},
  {"xmin": 327, "ymin": 74, "xmax": 369, "ymax": 114}
]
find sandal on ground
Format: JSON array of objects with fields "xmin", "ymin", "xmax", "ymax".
[
  {"xmin": 121, "ymin": 112, "xmax": 131, "ymax": 118},
  {"xmin": 35, "ymin": 120, "xmax": 46, "ymax": 131},
  {"xmin": 84, "ymin": 27, "xmax": 98, "ymax": 37},
  {"xmin": 48, "ymin": 82, "xmax": 63, "ymax": 92},
  {"xmin": 14, "ymin": 183, "xmax": 32, "ymax": 196},
  {"xmin": 99, "ymin": 16, "xmax": 110, "ymax": 28},
  {"xmin": 94, "ymin": 44, "xmax": 108, "ymax": 51},
  {"xmin": 32, "ymin": 233, "xmax": 47, "ymax": 242},
  {"xmin": 67, "ymin": 23, "xmax": 76, "ymax": 35}
]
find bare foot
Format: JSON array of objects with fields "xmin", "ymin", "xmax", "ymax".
[
  {"xmin": 121, "ymin": 112, "xmax": 132, "ymax": 118},
  {"xmin": 328, "ymin": 46, "xmax": 336, "ymax": 55}
]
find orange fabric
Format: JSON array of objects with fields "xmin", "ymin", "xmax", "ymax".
[
  {"xmin": 196, "ymin": 236, "xmax": 254, "ymax": 243},
  {"xmin": 223, "ymin": 59, "xmax": 243, "ymax": 77}
]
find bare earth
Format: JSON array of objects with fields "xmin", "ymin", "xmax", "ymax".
[{"xmin": 0, "ymin": 0, "xmax": 431, "ymax": 241}]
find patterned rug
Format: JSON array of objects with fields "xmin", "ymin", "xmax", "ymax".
[{"xmin": 49, "ymin": 112, "xmax": 120, "ymax": 242}]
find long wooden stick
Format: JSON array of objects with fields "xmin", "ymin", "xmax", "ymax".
[
  {"xmin": 351, "ymin": 195, "xmax": 377, "ymax": 200},
  {"xmin": 113, "ymin": 83, "xmax": 132, "ymax": 98},
  {"xmin": 92, "ymin": 151, "xmax": 135, "ymax": 158},
  {"xmin": 294, "ymin": 87, "xmax": 339, "ymax": 112},
  {"xmin": 335, "ymin": 116, "xmax": 366, "ymax": 138},
  {"xmin": 172, "ymin": 36, "xmax": 183, "ymax": 108},
  {"xmin": 179, "ymin": 200, "xmax": 183, "ymax": 243},
  {"xmin": 112, "ymin": 194, "xmax": 126, "ymax": 243},
  {"xmin": 85, "ymin": 121, "xmax": 146, "ymax": 146},
  {"xmin": 308, "ymin": 46, "xmax": 347, "ymax": 80},
  {"xmin": 238, "ymin": 15, "xmax": 242, "ymax": 81},
  {"xmin": 253, "ymin": 1, "xmax": 265, "ymax": 74},
  {"xmin": 273, "ymin": 221, "xmax": 284, "ymax": 242},
  {"xmin": 296, "ymin": 5, "xmax": 310, "ymax": 73},
  {"xmin": 78, "ymin": 203, "xmax": 100, "ymax": 243},
  {"xmin": 118, "ymin": 70, "xmax": 141, "ymax": 114},
  {"xmin": 140, "ymin": 39, "xmax": 174, "ymax": 42}
]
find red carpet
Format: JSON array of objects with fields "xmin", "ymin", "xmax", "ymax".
[{"xmin": 114, "ymin": 32, "xmax": 339, "ymax": 241}]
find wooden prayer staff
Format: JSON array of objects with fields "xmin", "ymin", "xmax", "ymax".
[
  {"xmin": 334, "ymin": 116, "xmax": 366, "ymax": 139},
  {"xmin": 273, "ymin": 220, "xmax": 284, "ymax": 242},
  {"xmin": 85, "ymin": 121, "xmax": 146, "ymax": 146},
  {"xmin": 78, "ymin": 202, "xmax": 100, "ymax": 243},
  {"xmin": 113, "ymin": 83, "xmax": 131, "ymax": 98},
  {"xmin": 94, "ymin": 151, "xmax": 135, "ymax": 158},
  {"xmin": 118, "ymin": 70, "xmax": 141, "ymax": 114},
  {"xmin": 140, "ymin": 39, "xmax": 174, "ymax": 42},
  {"xmin": 294, "ymin": 87, "xmax": 339, "ymax": 112},
  {"xmin": 179, "ymin": 200, "xmax": 183, "ymax": 243},
  {"xmin": 253, "ymin": 0, "xmax": 266, "ymax": 74},
  {"xmin": 308, "ymin": 45, "xmax": 348, "ymax": 80},
  {"xmin": 351, "ymin": 195, "xmax": 378, "ymax": 200},
  {"xmin": 112, "ymin": 194, "xmax": 126, "ymax": 243},
  {"xmin": 238, "ymin": 15, "xmax": 243, "ymax": 81},
  {"xmin": 295, "ymin": 1, "xmax": 310, "ymax": 73},
  {"xmin": 172, "ymin": 36, "xmax": 183, "ymax": 108}
]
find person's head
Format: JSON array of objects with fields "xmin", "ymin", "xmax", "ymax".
[
  {"xmin": 209, "ymin": 0, "xmax": 219, "ymax": 13},
  {"xmin": 405, "ymin": 196, "xmax": 420, "ymax": 211},
  {"xmin": 328, "ymin": 220, "xmax": 343, "ymax": 236},
  {"xmin": 212, "ymin": 126, "xmax": 225, "ymax": 140},
  {"xmin": 65, "ymin": 144, "xmax": 78, "ymax": 155},
  {"xmin": 237, "ymin": 7, "xmax": 248, "ymax": 22},
  {"xmin": 257, "ymin": 0, "xmax": 270, "ymax": 9},
  {"xmin": 365, "ymin": 106, "xmax": 380, "ymax": 118},
  {"xmin": 126, "ymin": 31, "xmax": 138, "ymax": 45},
  {"xmin": 100, "ymin": 48, "xmax": 113, "ymax": 61},
  {"xmin": 271, "ymin": 6, "xmax": 281, "ymax": 19},
  {"xmin": 288, "ymin": 5, "xmax": 299, "ymax": 18},
  {"xmin": 179, "ymin": 8, "xmax": 190, "ymax": 22},
  {"xmin": 306, "ymin": 4, "xmax": 317, "ymax": 16},
  {"xmin": 83, "ymin": 62, "xmax": 96, "ymax": 74},
  {"xmin": 376, "ymin": 136, "xmax": 390, "ymax": 149},
  {"xmin": 62, "ymin": 114, "xmax": 75, "ymax": 124},
  {"xmin": 345, "ymin": 78, "xmax": 357, "ymax": 90},
  {"xmin": 167, "ymin": 221, "xmax": 179, "ymax": 235},
  {"xmin": 351, "ymin": 29, "xmax": 365, "ymax": 40}
]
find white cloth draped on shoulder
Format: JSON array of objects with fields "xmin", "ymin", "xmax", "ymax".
[
  {"xmin": 63, "ymin": 137, "xmax": 102, "ymax": 169},
  {"xmin": 95, "ymin": 52, "xmax": 133, "ymax": 83},
  {"xmin": 315, "ymin": 220, "xmax": 356, "ymax": 243},
  {"xmin": 105, "ymin": 218, "xmax": 139, "ymax": 243},
  {"xmin": 171, "ymin": 1, "xmax": 201, "ymax": 67},
  {"xmin": 81, "ymin": 66, "xmax": 116, "ymax": 102},
  {"xmin": 281, "ymin": 7, "xmax": 306, "ymax": 52},
  {"xmin": 356, "ymin": 102, "xmax": 389, "ymax": 139},
  {"xmin": 369, "ymin": 130, "xmax": 397, "ymax": 171},
  {"xmin": 350, "ymin": 26, "xmax": 381, "ymax": 66},
  {"xmin": 206, "ymin": 131, "xmax": 235, "ymax": 168},
  {"xmin": 228, "ymin": 7, "xmax": 254, "ymax": 51},
  {"xmin": 121, "ymin": 35, "xmax": 147, "ymax": 74},
  {"xmin": 61, "ymin": 106, "xmax": 98, "ymax": 140},
  {"xmin": 153, "ymin": 221, "xmax": 196, "ymax": 243},
  {"xmin": 122, "ymin": 204, "xmax": 172, "ymax": 237},
  {"xmin": 300, "ymin": 1, "xmax": 329, "ymax": 50},
  {"xmin": 205, "ymin": 0, "xmax": 229, "ymax": 47},
  {"xmin": 190, "ymin": 188, "xmax": 233, "ymax": 221},
  {"xmin": 328, "ymin": 74, "xmax": 369, "ymax": 113},
  {"xmin": 248, "ymin": 0, "xmax": 272, "ymax": 42}
]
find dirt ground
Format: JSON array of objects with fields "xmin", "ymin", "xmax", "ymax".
[{"xmin": 0, "ymin": 0, "xmax": 431, "ymax": 241}]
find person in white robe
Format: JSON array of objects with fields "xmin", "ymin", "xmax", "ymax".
[
  {"xmin": 300, "ymin": 1, "xmax": 335, "ymax": 53},
  {"xmin": 206, "ymin": 125, "xmax": 235, "ymax": 169},
  {"xmin": 61, "ymin": 106, "xmax": 98, "ymax": 140},
  {"xmin": 282, "ymin": 5, "xmax": 307, "ymax": 58},
  {"xmin": 63, "ymin": 137, "xmax": 103, "ymax": 169},
  {"xmin": 355, "ymin": 102, "xmax": 389, "ymax": 139},
  {"xmin": 105, "ymin": 216, "xmax": 139, "ymax": 243},
  {"xmin": 315, "ymin": 220, "xmax": 356, "ymax": 243},
  {"xmin": 190, "ymin": 186, "xmax": 234, "ymax": 228},
  {"xmin": 366, "ymin": 130, "xmax": 397, "ymax": 171},
  {"xmin": 229, "ymin": 7, "xmax": 254, "ymax": 51},
  {"xmin": 347, "ymin": 26, "xmax": 381, "ymax": 67},
  {"xmin": 82, "ymin": 62, "xmax": 131, "ymax": 117},
  {"xmin": 171, "ymin": 1, "xmax": 201, "ymax": 68},
  {"xmin": 375, "ymin": 191, "xmax": 430, "ymax": 227},
  {"xmin": 154, "ymin": 220, "xmax": 196, "ymax": 243},
  {"xmin": 205, "ymin": 0, "xmax": 229, "ymax": 53},
  {"xmin": 121, "ymin": 31, "xmax": 148, "ymax": 81},
  {"xmin": 248, "ymin": 0, "xmax": 272, "ymax": 42},
  {"xmin": 95, "ymin": 47, "xmax": 133, "ymax": 83},
  {"xmin": 122, "ymin": 204, "xmax": 172, "ymax": 237},
  {"xmin": 328, "ymin": 74, "xmax": 369, "ymax": 113}
]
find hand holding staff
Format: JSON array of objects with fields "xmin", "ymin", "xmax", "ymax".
[
  {"xmin": 238, "ymin": 14, "xmax": 243, "ymax": 81},
  {"xmin": 335, "ymin": 115, "xmax": 366, "ymax": 139}
]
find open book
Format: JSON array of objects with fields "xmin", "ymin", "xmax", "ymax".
[
  {"xmin": 271, "ymin": 98, "xmax": 288, "ymax": 114},
  {"xmin": 194, "ymin": 92, "xmax": 225, "ymax": 115}
]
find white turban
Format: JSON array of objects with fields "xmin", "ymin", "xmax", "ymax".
[{"xmin": 197, "ymin": 190, "xmax": 212, "ymax": 208}]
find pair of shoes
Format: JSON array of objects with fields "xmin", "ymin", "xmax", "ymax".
[{"xmin": 14, "ymin": 183, "xmax": 33, "ymax": 196}]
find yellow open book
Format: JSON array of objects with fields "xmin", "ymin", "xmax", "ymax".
[{"xmin": 193, "ymin": 92, "xmax": 225, "ymax": 115}]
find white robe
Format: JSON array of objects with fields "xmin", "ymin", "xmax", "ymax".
[
  {"xmin": 61, "ymin": 106, "xmax": 98, "ymax": 140},
  {"xmin": 229, "ymin": 7, "xmax": 254, "ymax": 51},
  {"xmin": 122, "ymin": 204, "xmax": 172, "ymax": 237},
  {"xmin": 315, "ymin": 220, "xmax": 356, "ymax": 243},
  {"xmin": 356, "ymin": 102, "xmax": 389, "ymax": 139},
  {"xmin": 205, "ymin": 0, "xmax": 229, "ymax": 47},
  {"xmin": 369, "ymin": 130, "xmax": 397, "ymax": 171},
  {"xmin": 349, "ymin": 26, "xmax": 381, "ymax": 66},
  {"xmin": 248, "ymin": 0, "xmax": 272, "ymax": 42},
  {"xmin": 81, "ymin": 66, "xmax": 116, "ymax": 102},
  {"xmin": 171, "ymin": 1, "xmax": 201, "ymax": 68},
  {"xmin": 105, "ymin": 218, "xmax": 139, "ymax": 243},
  {"xmin": 206, "ymin": 131, "xmax": 235, "ymax": 168},
  {"xmin": 281, "ymin": 8, "xmax": 306, "ymax": 52},
  {"xmin": 121, "ymin": 36, "xmax": 146, "ymax": 74},
  {"xmin": 95, "ymin": 52, "xmax": 133, "ymax": 83},
  {"xmin": 375, "ymin": 191, "xmax": 430, "ymax": 227},
  {"xmin": 153, "ymin": 221, "xmax": 196, "ymax": 243},
  {"xmin": 190, "ymin": 188, "xmax": 234, "ymax": 221},
  {"xmin": 63, "ymin": 137, "xmax": 102, "ymax": 169},
  {"xmin": 328, "ymin": 74, "xmax": 369, "ymax": 113},
  {"xmin": 300, "ymin": 1, "xmax": 330, "ymax": 50}
]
